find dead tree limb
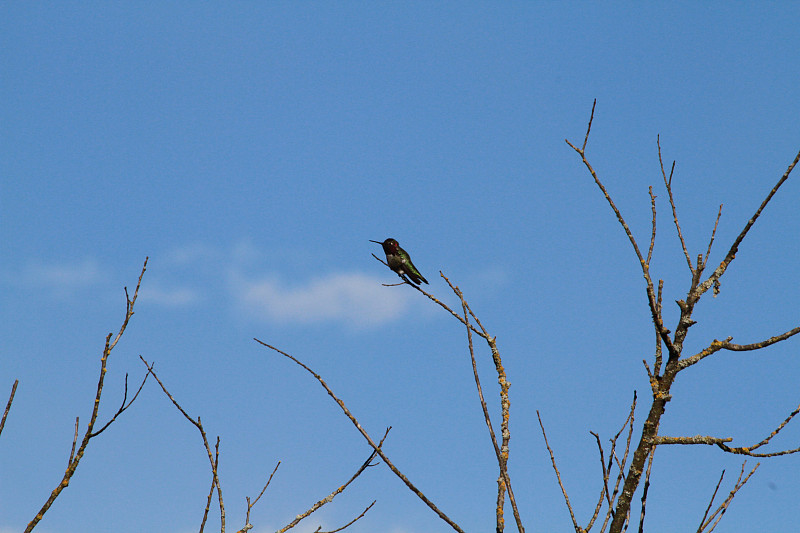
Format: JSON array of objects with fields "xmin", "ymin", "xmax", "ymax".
[
  {"xmin": 26, "ymin": 257, "xmax": 149, "ymax": 533},
  {"xmin": 274, "ymin": 430, "xmax": 386, "ymax": 533},
  {"xmin": 255, "ymin": 338, "xmax": 467, "ymax": 533}
]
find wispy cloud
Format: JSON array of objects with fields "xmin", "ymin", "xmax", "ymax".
[
  {"xmin": 16, "ymin": 258, "xmax": 106, "ymax": 295},
  {"xmin": 232, "ymin": 271, "xmax": 412, "ymax": 328},
  {"xmin": 139, "ymin": 284, "xmax": 201, "ymax": 306}
]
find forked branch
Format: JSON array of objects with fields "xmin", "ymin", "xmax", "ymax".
[
  {"xmin": 140, "ymin": 356, "xmax": 225, "ymax": 532},
  {"xmin": 696, "ymin": 462, "xmax": 759, "ymax": 533},
  {"xmin": 25, "ymin": 257, "xmax": 149, "ymax": 533}
]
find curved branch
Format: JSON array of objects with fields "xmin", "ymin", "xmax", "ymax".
[
  {"xmin": 715, "ymin": 400, "xmax": 800, "ymax": 457},
  {"xmin": 681, "ymin": 325, "xmax": 800, "ymax": 370}
]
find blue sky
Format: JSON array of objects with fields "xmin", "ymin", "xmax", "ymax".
[{"xmin": 2, "ymin": 3, "xmax": 800, "ymax": 532}]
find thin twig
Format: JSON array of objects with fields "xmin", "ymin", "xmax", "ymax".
[
  {"xmin": 697, "ymin": 462, "xmax": 759, "ymax": 533},
  {"xmin": 587, "ymin": 432, "xmax": 608, "ymax": 531},
  {"xmin": 0, "ymin": 380, "xmax": 18, "ymax": 439},
  {"xmin": 240, "ymin": 461, "xmax": 280, "ymax": 531},
  {"xmin": 658, "ymin": 136, "xmax": 693, "ymax": 273},
  {"xmin": 89, "ymin": 371, "xmax": 150, "ymax": 438},
  {"xmin": 372, "ymin": 258, "xmax": 485, "ymax": 338},
  {"xmin": 697, "ymin": 147, "xmax": 800, "ymax": 298},
  {"xmin": 697, "ymin": 469, "xmax": 726, "ymax": 533},
  {"xmin": 714, "ymin": 399, "xmax": 800, "ymax": 457},
  {"xmin": 647, "ymin": 186, "xmax": 657, "ymax": 265},
  {"xmin": 538, "ymin": 411, "xmax": 581, "ymax": 532},
  {"xmin": 141, "ymin": 357, "xmax": 226, "ymax": 532},
  {"xmin": 704, "ymin": 204, "xmax": 724, "ymax": 267},
  {"xmin": 68, "ymin": 417, "xmax": 79, "ymax": 465},
  {"xmin": 318, "ymin": 500, "xmax": 377, "ymax": 533}
]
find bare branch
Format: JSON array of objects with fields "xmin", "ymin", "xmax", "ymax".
[
  {"xmin": 567, "ymin": 108, "xmax": 676, "ymax": 360},
  {"xmin": 697, "ymin": 462, "xmax": 759, "ymax": 533},
  {"xmin": 89, "ymin": 371, "xmax": 150, "ymax": 438},
  {"xmin": 718, "ymin": 327, "xmax": 800, "ymax": 351},
  {"xmin": 538, "ymin": 411, "xmax": 581, "ymax": 532},
  {"xmin": 318, "ymin": 500, "xmax": 377, "ymax": 533},
  {"xmin": 715, "ymin": 399, "xmax": 800, "ymax": 457},
  {"xmin": 68, "ymin": 417, "xmax": 79, "ymax": 465},
  {"xmin": 697, "ymin": 468, "xmax": 726, "ymax": 533},
  {"xmin": 653, "ymin": 279, "xmax": 664, "ymax": 377},
  {"xmin": 653, "ymin": 435, "xmax": 733, "ymax": 446},
  {"xmin": 25, "ymin": 257, "xmax": 148, "ymax": 533},
  {"xmin": 587, "ymin": 432, "xmax": 608, "ymax": 531},
  {"xmin": 405, "ymin": 271, "xmax": 486, "ymax": 338},
  {"xmin": 637, "ymin": 445, "xmax": 656, "ymax": 533},
  {"xmin": 680, "ymin": 326, "xmax": 800, "ymax": 370},
  {"xmin": 459, "ymin": 290, "xmax": 505, "ymax": 531},
  {"xmin": 601, "ymin": 392, "xmax": 637, "ymax": 532},
  {"xmin": 704, "ymin": 204, "xmax": 724, "ymax": 267},
  {"xmin": 238, "ymin": 461, "xmax": 281, "ymax": 532},
  {"xmin": 647, "ymin": 186, "xmax": 657, "ymax": 265},
  {"xmin": 0, "ymin": 380, "xmax": 18, "ymax": 439},
  {"xmin": 255, "ymin": 339, "xmax": 466, "ymax": 533},
  {"xmin": 200, "ymin": 436, "xmax": 221, "ymax": 533},
  {"xmin": 697, "ymin": 147, "xmax": 800, "ymax": 297},
  {"xmin": 276, "ymin": 430, "xmax": 387, "ymax": 533},
  {"xmin": 579, "ymin": 98, "xmax": 597, "ymax": 152},
  {"xmin": 444, "ymin": 276, "xmax": 523, "ymax": 533},
  {"xmin": 140, "ymin": 357, "xmax": 226, "ymax": 532}
]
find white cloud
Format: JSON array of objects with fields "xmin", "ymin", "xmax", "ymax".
[
  {"xmin": 232, "ymin": 271, "xmax": 411, "ymax": 327},
  {"xmin": 18, "ymin": 258, "xmax": 106, "ymax": 293}
]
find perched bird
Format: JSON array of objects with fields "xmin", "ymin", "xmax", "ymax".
[{"xmin": 370, "ymin": 238, "xmax": 429, "ymax": 285}]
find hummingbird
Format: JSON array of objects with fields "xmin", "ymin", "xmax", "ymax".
[{"xmin": 370, "ymin": 238, "xmax": 429, "ymax": 285}]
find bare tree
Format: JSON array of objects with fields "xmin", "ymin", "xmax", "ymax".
[
  {"xmin": 541, "ymin": 101, "xmax": 800, "ymax": 532},
  {"xmin": 5, "ymin": 104, "xmax": 800, "ymax": 533},
  {"xmin": 256, "ymin": 103, "xmax": 800, "ymax": 533}
]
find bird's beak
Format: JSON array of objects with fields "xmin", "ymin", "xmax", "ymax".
[{"xmin": 369, "ymin": 240, "xmax": 382, "ymax": 244}]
